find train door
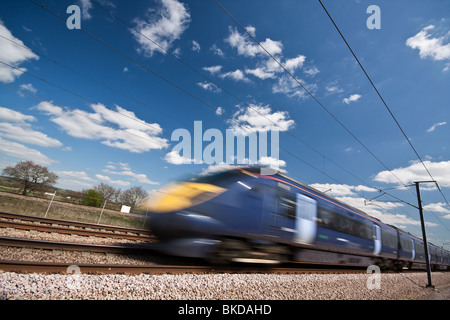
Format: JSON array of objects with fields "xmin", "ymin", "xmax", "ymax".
[
  {"xmin": 294, "ymin": 193, "xmax": 317, "ymax": 244},
  {"xmin": 411, "ymin": 239, "xmax": 415, "ymax": 260},
  {"xmin": 373, "ymin": 225, "xmax": 382, "ymax": 255}
]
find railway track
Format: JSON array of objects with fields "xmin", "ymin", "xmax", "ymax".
[
  {"xmin": 0, "ymin": 259, "xmax": 370, "ymax": 275},
  {"xmin": 0, "ymin": 211, "xmax": 154, "ymax": 241}
]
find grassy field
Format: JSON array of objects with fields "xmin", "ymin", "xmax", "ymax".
[{"xmin": 0, "ymin": 191, "xmax": 149, "ymax": 230}]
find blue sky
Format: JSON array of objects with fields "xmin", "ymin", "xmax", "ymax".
[{"xmin": 1, "ymin": 0, "xmax": 450, "ymax": 247}]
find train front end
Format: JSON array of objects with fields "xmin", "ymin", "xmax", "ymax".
[{"xmin": 141, "ymin": 168, "xmax": 261, "ymax": 259}]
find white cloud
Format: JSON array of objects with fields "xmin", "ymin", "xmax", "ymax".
[
  {"xmin": 0, "ymin": 122, "xmax": 62, "ymax": 148},
  {"xmin": 343, "ymin": 94, "xmax": 362, "ymax": 104},
  {"xmin": 374, "ymin": 160, "xmax": 450, "ymax": 188},
  {"xmin": 303, "ymin": 66, "xmax": 320, "ymax": 76},
  {"xmin": 203, "ymin": 65, "xmax": 222, "ymax": 74},
  {"xmin": 57, "ymin": 170, "xmax": 95, "ymax": 182},
  {"xmin": 426, "ymin": 121, "xmax": 446, "ymax": 132},
  {"xmin": 310, "ymin": 183, "xmax": 378, "ymax": 197},
  {"xmin": 257, "ymin": 156, "xmax": 287, "ymax": 173},
  {"xmin": 0, "ymin": 106, "xmax": 62, "ymax": 148},
  {"xmin": 35, "ymin": 101, "xmax": 168, "ymax": 153},
  {"xmin": 228, "ymin": 104, "xmax": 295, "ymax": 135},
  {"xmin": 210, "ymin": 44, "xmax": 224, "ymax": 57},
  {"xmin": 0, "ymin": 20, "xmax": 39, "ymax": 83},
  {"xmin": 284, "ymin": 55, "xmax": 306, "ymax": 72},
  {"xmin": 78, "ymin": 0, "xmax": 93, "ymax": 20},
  {"xmin": 192, "ymin": 40, "xmax": 200, "ymax": 52},
  {"xmin": 225, "ymin": 27, "xmax": 263, "ymax": 57},
  {"xmin": 102, "ymin": 162, "xmax": 159, "ymax": 185},
  {"xmin": 164, "ymin": 150, "xmax": 193, "ymax": 165},
  {"xmin": 245, "ymin": 67, "xmax": 276, "ymax": 80},
  {"xmin": 423, "ymin": 202, "xmax": 450, "ymax": 219},
  {"xmin": 220, "ymin": 69, "xmax": 250, "ymax": 82},
  {"xmin": 133, "ymin": 0, "xmax": 190, "ymax": 57},
  {"xmin": 272, "ymin": 75, "xmax": 316, "ymax": 99},
  {"xmin": 406, "ymin": 25, "xmax": 450, "ymax": 71},
  {"xmin": 223, "ymin": 26, "xmax": 319, "ymax": 99},
  {"xmin": 95, "ymin": 174, "xmax": 130, "ymax": 187},
  {"xmin": 0, "ymin": 137, "xmax": 55, "ymax": 165},
  {"xmin": 19, "ymin": 83, "xmax": 37, "ymax": 94},
  {"xmin": 0, "ymin": 106, "xmax": 35, "ymax": 122},
  {"xmin": 325, "ymin": 81, "xmax": 343, "ymax": 94},
  {"xmin": 197, "ymin": 81, "xmax": 221, "ymax": 93}
]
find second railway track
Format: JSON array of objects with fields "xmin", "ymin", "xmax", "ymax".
[{"xmin": 0, "ymin": 211, "xmax": 154, "ymax": 241}]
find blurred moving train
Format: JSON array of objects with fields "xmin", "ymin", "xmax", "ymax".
[{"xmin": 144, "ymin": 167, "xmax": 450, "ymax": 270}]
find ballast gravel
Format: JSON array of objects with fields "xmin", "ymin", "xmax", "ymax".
[{"xmin": 1, "ymin": 271, "xmax": 450, "ymax": 300}]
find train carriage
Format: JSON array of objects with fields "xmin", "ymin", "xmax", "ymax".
[{"xmin": 145, "ymin": 167, "xmax": 450, "ymax": 270}]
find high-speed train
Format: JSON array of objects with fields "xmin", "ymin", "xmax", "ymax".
[{"xmin": 144, "ymin": 167, "xmax": 450, "ymax": 270}]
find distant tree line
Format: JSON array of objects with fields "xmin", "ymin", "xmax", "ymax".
[{"xmin": 83, "ymin": 183, "xmax": 147, "ymax": 209}]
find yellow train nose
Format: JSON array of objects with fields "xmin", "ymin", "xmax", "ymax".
[{"xmin": 141, "ymin": 182, "xmax": 226, "ymax": 213}]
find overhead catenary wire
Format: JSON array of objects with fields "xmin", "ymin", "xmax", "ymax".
[
  {"xmin": 317, "ymin": 0, "xmax": 450, "ymax": 230},
  {"xmin": 212, "ymin": 0, "xmax": 413, "ymax": 194}
]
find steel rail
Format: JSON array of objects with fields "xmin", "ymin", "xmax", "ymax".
[
  {"xmin": 0, "ymin": 236, "xmax": 155, "ymax": 255},
  {"xmin": 0, "ymin": 211, "xmax": 152, "ymax": 235},
  {"xmin": 0, "ymin": 219, "xmax": 154, "ymax": 241},
  {"xmin": 0, "ymin": 259, "xmax": 369, "ymax": 275}
]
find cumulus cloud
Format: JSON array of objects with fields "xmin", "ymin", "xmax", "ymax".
[
  {"xmin": 228, "ymin": 104, "xmax": 295, "ymax": 135},
  {"xmin": 197, "ymin": 81, "xmax": 221, "ymax": 93},
  {"xmin": 406, "ymin": 25, "xmax": 450, "ymax": 71},
  {"xmin": 203, "ymin": 65, "xmax": 222, "ymax": 74},
  {"xmin": 222, "ymin": 26, "xmax": 318, "ymax": 92},
  {"xmin": 35, "ymin": 101, "xmax": 168, "ymax": 153},
  {"xmin": 374, "ymin": 160, "xmax": 450, "ymax": 188},
  {"xmin": 0, "ymin": 20, "xmax": 39, "ymax": 83},
  {"xmin": 133, "ymin": 0, "xmax": 190, "ymax": 57},
  {"xmin": 343, "ymin": 94, "xmax": 362, "ymax": 104},
  {"xmin": 310, "ymin": 183, "xmax": 378, "ymax": 197},
  {"xmin": 164, "ymin": 150, "xmax": 194, "ymax": 165},
  {"xmin": 220, "ymin": 69, "xmax": 250, "ymax": 82}
]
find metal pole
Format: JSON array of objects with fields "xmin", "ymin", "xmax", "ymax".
[
  {"xmin": 414, "ymin": 182, "xmax": 434, "ymax": 289},
  {"xmin": 44, "ymin": 191, "xmax": 56, "ymax": 218},
  {"xmin": 97, "ymin": 200, "xmax": 107, "ymax": 224}
]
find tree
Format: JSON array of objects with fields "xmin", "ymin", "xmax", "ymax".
[
  {"xmin": 2, "ymin": 160, "xmax": 58, "ymax": 195},
  {"xmin": 81, "ymin": 189, "xmax": 102, "ymax": 207},
  {"xmin": 93, "ymin": 183, "xmax": 116, "ymax": 202},
  {"xmin": 120, "ymin": 186, "xmax": 147, "ymax": 209}
]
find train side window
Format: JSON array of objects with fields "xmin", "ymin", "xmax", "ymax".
[
  {"xmin": 278, "ymin": 191, "xmax": 296, "ymax": 220},
  {"xmin": 317, "ymin": 206, "xmax": 373, "ymax": 240}
]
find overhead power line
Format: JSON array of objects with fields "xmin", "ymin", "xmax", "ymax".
[
  {"xmin": 317, "ymin": 0, "xmax": 450, "ymax": 212},
  {"xmin": 213, "ymin": 0, "xmax": 413, "ymax": 193}
]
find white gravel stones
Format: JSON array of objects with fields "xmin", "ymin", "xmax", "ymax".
[{"xmin": 1, "ymin": 271, "xmax": 449, "ymax": 300}]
